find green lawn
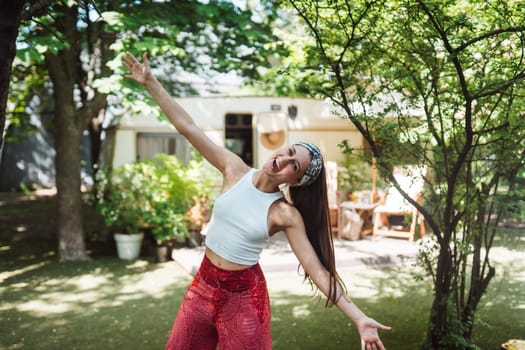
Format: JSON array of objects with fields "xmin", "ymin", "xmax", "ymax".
[{"xmin": 1, "ymin": 194, "xmax": 524, "ymax": 349}]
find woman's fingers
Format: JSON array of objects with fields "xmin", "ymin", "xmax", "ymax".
[
  {"xmin": 141, "ymin": 51, "xmax": 149, "ymax": 67},
  {"xmin": 377, "ymin": 322, "xmax": 392, "ymax": 331},
  {"xmin": 122, "ymin": 51, "xmax": 150, "ymax": 83},
  {"xmin": 368, "ymin": 318, "xmax": 391, "ymax": 331},
  {"xmin": 362, "ymin": 340, "xmax": 376, "ymax": 350},
  {"xmin": 365, "ymin": 341, "xmax": 382, "ymax": 350},
  {"xmin": 362, "ymin": 338, "xmax": 386, "ymax": 350},
  {"xmin": 122, "ymin": 52, "xmax": 142, "ymax": 71}
]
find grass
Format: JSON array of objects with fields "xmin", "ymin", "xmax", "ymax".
[{"xmin": 1, "ymin": 193, "xmax": 524, "ymax": 349}]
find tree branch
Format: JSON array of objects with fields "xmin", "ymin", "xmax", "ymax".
[
  {"xmin": 454, "ymin": 26, "xmax": 525, "ymax": 54},
  {"xmin": 22, "ymin": 0, "xmax": 56, "ymax": 21}
]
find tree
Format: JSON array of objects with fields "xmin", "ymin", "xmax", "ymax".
[
  {"xmin": 285, "ymin": 0, "xmax": 525, "ymax": 348},
  {"xmin": 11, "ymin": 0, "xmax": 287, "ymax": 261},
  {"xmin": 0, "ymin": 1, "xmax": 26, "ymax": 146}
]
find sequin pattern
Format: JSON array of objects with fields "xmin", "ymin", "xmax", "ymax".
[{"xmin": 165, "ymin": 255, "xmax": 272, "ymax": 350}]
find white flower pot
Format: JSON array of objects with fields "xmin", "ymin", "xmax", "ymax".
[{"xmin": 114, "ymin": 233, "xmax": 144, "ymax": 260}]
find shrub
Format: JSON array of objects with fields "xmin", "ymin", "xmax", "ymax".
[
  {"xmin": 95, "ymin": 162, "xmax": 153, "ymax": 235},
  {"xmin": 94, "ymin": 153, "xmax": 219, "ymax": 244}
]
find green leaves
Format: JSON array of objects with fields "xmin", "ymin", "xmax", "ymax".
[
  {"xmin": 94, "ymin": 153, "xmax": 218, "ymax": 243},
  {"xmin": 99, "ymin": 11, "xmax": 126, "ymax": 29},
  {"xmin": 289, "ymin": 0, "xmax": 525, "ymax": 345},
  {"xmin": 11, "ymin": 0, "xmax": 289, "ymax": 128}
]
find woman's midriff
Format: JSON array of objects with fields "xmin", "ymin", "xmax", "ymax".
[{"xmin": 204, "ymin": 247, "xmax": 254, "ymax": 271}]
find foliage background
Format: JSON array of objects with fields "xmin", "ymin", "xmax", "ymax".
[{"xmin": 94, "ymin": 152, "xmax": 219, "ymax": 243}]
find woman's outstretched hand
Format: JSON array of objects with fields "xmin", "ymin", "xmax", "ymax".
[
  {"xmin": 122, "ymin": 51, "xmax": 152, "ymax": 86},
  {"xmin": 356, "ymin": 317, "xmax": 391, "ymax": 350}
]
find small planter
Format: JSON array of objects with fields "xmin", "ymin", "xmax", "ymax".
[
  {"xmin": 114, "ymin": 233, "xmax": 144, "ymax": 260},
  {"xmin": 151, "ymin": 245, "xmax": 169, "ymax": 263}
]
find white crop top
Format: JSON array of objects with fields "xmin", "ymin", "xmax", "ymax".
[{"xmin": 205, "ymin": 168, "xmax": 284, "ymax": 265}]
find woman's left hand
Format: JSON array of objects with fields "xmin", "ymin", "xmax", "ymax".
[
  {"xmin": 122, "ymin": 51, "xmax": 152, "ymax": 86},
  {"xmin": 356, "ymin": 317, "xmax": 391, "ymax": 350}
]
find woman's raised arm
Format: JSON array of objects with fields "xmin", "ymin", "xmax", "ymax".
[{"xmin": 122, "ymin": 52, "xmax": 244, "ymax": 175}]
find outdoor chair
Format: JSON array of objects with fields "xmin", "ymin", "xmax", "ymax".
[
  {"xmin": 372, "ymin": 165, "xmax": 426, "ymax": 241},
  {"xmin": 326, "ymin": 161, "xmax": 342, "ymax": 239}
]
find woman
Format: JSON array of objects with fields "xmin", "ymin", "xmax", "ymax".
[{"xmin": 122, "ymin": 52, "xmax": 391, "ymax": 350}]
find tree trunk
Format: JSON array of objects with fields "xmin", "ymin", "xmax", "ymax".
[
  {"xmin": 425, "ymin": 242, "xmax": 454, "ymax": 349},
  {"xmin": 461, "ymin": 231, "xmax": 495, "ymax": 340},
  {"xmin": 0, "ymin": 1, "xmax": 25, "ymax": 145},
  {"xmin": 426, "ymin": 293, "xmax": 449, "ymax": 349},
  {"xmin": 88, "ymin": 115, "xmax": 102, "ymax": 175},
  {"xmin": 55, "ymin": 103, "xmax": 89, "ymax": 261},
  {"xmin": 45, "ymin": 4, "xmax": 89, "ymax": 262}
]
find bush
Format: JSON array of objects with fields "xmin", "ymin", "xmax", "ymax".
[
  {"xmin": 95, "ymin": 162, "xmax": 153, "ymax": 235},
  {"xmin": 94, "ymin": 153, "xmax": 219, "ymax": 244}
]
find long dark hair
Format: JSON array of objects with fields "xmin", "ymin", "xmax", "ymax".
[{"xmin": 289, "ymin": 165, "xmax": 346, "ymax": 307}]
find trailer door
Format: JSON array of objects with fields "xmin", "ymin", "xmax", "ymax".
[{"xmin": 224, "ymin": 113, "xmax": 254, "ymax": 166}]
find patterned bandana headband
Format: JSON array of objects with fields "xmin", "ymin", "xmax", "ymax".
[{"xmin": 294, "ymin": 141, "xmax": 323, "ymax": 186}]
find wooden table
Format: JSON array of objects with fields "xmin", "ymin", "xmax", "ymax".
[{"xmin": 341, "ymin": 202, "xmax": 378, "ymax": 237}]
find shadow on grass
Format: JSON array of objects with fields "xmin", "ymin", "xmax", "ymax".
[
  {"xmin": 269, "ymin": 225, "xmax": 524, "ymax": 350},
  {"xmin": 492, "ymin": 226, "xmax": 525, "ymax": 251},
  {"xmin": 270, "ymin": 268, "xmax": 432, "ymax": 350},
  {"xmin": 0, "ymin": 239, "xmax": 191, "ymax": 350},
  {"xmin": 1, "ymin": 238, "xmax": 523, "ymax": 350},
  {"xmin": 1, "ymin": 193, "xmax": 523, "ymax": 350},
  {"xmin": 270, "ymin": 259, "xmax": 524, "ymax": 350},
  {"xmin": 271, "ymin": 301, "xmax": 428, "ymax": 349},
  {"xmin": 1, "ymin": 239, "xmax": 429, "ymax": 350}
]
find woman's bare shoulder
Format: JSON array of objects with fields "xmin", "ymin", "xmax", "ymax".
[
  {"xmin": 269, "ymin": 199, "xmax": 303, "ymax": 234},
  {"xmin": 272, "ymin": 199, "xmax": 297, "ymax": 215}
]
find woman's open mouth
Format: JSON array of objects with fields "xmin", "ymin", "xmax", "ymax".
[{"xmin": 272, "ymin": 158, "xmax": 280, "ymax": 172}]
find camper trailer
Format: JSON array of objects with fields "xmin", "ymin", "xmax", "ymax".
[{"xmin": 114, "ymin": 96, "xmax": 363, "ymax": 168}]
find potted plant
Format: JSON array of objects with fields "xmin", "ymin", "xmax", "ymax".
[
  {"xmin": 94, "ymin": 152, "xmax": 219, "ymax": 261},
  {"xmin": 143, "ymin": 201, "xmax": 189, "ymax": 262},
  {"xmin": 94, "ymin": 164, "xmax": 150, "ymax": 260},
  {"xmin": 337, "ymin": 155, "xmax": 373, "ymax": 201},
  {"xmin": 139, "ymin": 154, "xmax": 213, "ymax": 261}
]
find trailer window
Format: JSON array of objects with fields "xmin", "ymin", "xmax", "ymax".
[{"xmin": 137, "ymin": 132, "xmax": 191, "ymax": 163}]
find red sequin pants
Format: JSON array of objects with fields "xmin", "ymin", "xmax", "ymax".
[{"xmin": 165, "ymin": 255, "xmax": 272, "ymax": 350}]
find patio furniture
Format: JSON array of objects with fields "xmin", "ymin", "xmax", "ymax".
[
  {"xmin": 341, "ymin": 201, "xmax": 378, "ymax": 239},
  {"xmin": 372, "ymin": 166, "xmax": 426, "ymax": 241},
  {"xmin": 326, "ymin": 161, "xmax": 342, "ymax": 239}
]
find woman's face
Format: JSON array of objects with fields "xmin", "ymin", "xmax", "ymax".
[{"xmin": 262, "ymin": 145, "xmax": 312, "ymax": 185}]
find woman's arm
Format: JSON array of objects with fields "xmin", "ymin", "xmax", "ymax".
[
  {"xmin": 122, "ymin": 52, "xmax": 246, "ymax": 177},
  {"xmin": 276, "ymin": 203, "xmax": 391, "ymax": 350}
]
